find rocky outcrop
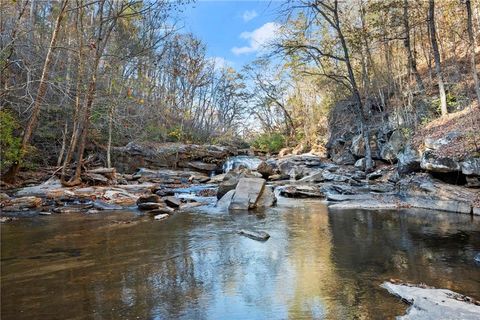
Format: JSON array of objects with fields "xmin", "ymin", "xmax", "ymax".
[
  {"xmin": 277, "ymin": 154, "xmax": 323, "ymax": 179},
  {"xmin": 462, "ymin": 158, "xmax": 480, "ymax": 176},
  {"xmin": 113, "ymin": 142, "xmax": 237, "ymax": 172},
  {"xmin": 379, "ymin": 130, "xmax": 406, "ymax": 162},
  {"xmin": 420, "ymin": 150, "xmax": 461, "ymax": 173},
  {"xmin": 397, "ymin": 145, "xmax": 421, "ymax": 174},
  {"xmin": 381, "ymin": 282, "xmax": 480, "ymax": 320}
]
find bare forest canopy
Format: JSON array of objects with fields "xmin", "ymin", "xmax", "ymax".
[{"xmin": 1, "ymin": 0, "xmax": 480, "ymax": 181}]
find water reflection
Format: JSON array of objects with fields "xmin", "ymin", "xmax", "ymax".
[{"xmin": 1, "ymin": 203, "xmax": 479, "ymax": 319}]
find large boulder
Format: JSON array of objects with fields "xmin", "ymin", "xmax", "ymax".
[
  {"xmin": 461, "ymin": 158, "xmax": 480, "ymax": 176},
  {"xmin": 350, "ymin": 133, "xmax": 381, "ymax": 159},
  {"xmin": 256, "ymin": 161, "xmax": 275, "ymax": 179},
  {"xmin": 380, "ymin": 130, "xmax": 405, "ymax": 162},
  {"xmin": 113, "ymin": 142, "xmax": 236, "ymax": 172},
  {"xmin": 354, "ymin": 158, "xmax": 376, "ymax": 170},
  {"xmin": 424, "ymin": 131, "xmax": 460, "ymax": 151},
  {"xmin": 397, "ymin": 145, "xmax": 421, "ymax": 174},
  {"xmin": 329, "ymin": 138, "xmax": 356, "ymax": 165},
  {"xmin": 229, "ymin": 178, "xmax": 266, "ymax": 210},
  {"xmin": 255, "ymin": 185, "xmax": 277, "ymax": 208},
  {"xmin": 277, "ymin": 155, "xmax": 323, "ymax": 179},
  {"xmin": 217, "ymin": 171, "xmax": 247, "ymax": 199},
  {"xmin": 420, "ymin": 150, "xmax": 461, "ymax": 173}
]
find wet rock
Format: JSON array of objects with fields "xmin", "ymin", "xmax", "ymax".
[
  {"xmin": 93, "ymin": 201, "xmax": 123, "ymax": 210},
  {"xmin": 257, "ymin": 161, "xmax": 275, "ymax": 179},
  {"xmin": 238, "ymin": 229, "xmax": 270, "ymax": 241},
  {"xmin": 155, "ymin": 188, "xmax": 175, "ymax": 197},
  {"xmin": 53, "ymin": 204, "xmax": 92, "ymax": 213},
  {"xmin": 136, "ymin": 194, "xmax": 162, "ymax": 205},
  {"xmin": 148, "ymin": 207, "xmax": 174, "ymax": 215},
  {"xmin": 86, "ymin": 209, "xmax": 100, "ymax": 214},
  {"xmin": 154, "ymin": 214, "xmax": 169, "ymax": 221},
  {"xmin": 39, "ymin": 211, "xmax": 52, "ymax": 215},
  {"xmin": 475, "ymin": 253, "xmax": 480, "ymax": 263},
  {"xmin": 381, "ymin": 281, "xmax": 480, "ymax": 320},
  {"xmin": 326, "ymin": 193, "xmax": 372, "ymax": 202},
  {"xmin": 137, "ymin": 202, "xmax": 164, "ymax": 210},
  {"xmin": 187, "ymin": 161, "xmax": 217, "ymax": 172},
  {"xmin": 255, "ymin": 186, "xmax": 277, "ymax": 208},
  {"xmin": 217, "ymin": 170, "xmax": 256, "ymax": 199},
  {"xmin": 397, "ymin": 145, "xmax": 421, "ymax": 174},
  {"xmin": 279, "ymin": 185, "xmax": 324, "ymax": 198},
  {"xmin": 164, "ymin": 196, "xmax": 181, "ymax": 208},
  {"xmin": 0, "ymin": 193, "xmax": 11, "ymax": 201},
  {"xmin": 216, "ymin": 189, "xmax": 235, "ymax": 210},
  {"xmin": 461, "ymin": 158, "xmax": 480, "ymax": 176},
  {"xmin": 229, "ymin": 178, "xmax": 266, "ymax": 210},
  {"xmin": 405, "ymin": 198, "xmax": 472, "ymax": 214},
  {"xmin": 223, "ymin": 156, "xmax": 262, "ymax": 172},
  {"xmin": 421, "ymin": 150, "xmax": 461, "ymax": 173},
  {"xmin": 1, "ymin": 196, "xmax": 43, "ymax": 211},
  {"xmin": 180, "ymin": 202, "xmax": 204, "ymax": 210}
]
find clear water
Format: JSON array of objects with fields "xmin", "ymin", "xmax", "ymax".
[{"xmin": 1, "ymin": 200, "xmax": 479, "ymax": 319}]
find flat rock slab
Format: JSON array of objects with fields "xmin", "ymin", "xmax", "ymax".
[
  {"xmin": 154, "ymin": 214, "xmax": 169, "ymax": 221},
  {"xmin": 238, "ymin": 229, "xmax": 270, "ymax": 241},
  {"xmin": 229, "ymin": 178, "xmax": 265, "ymax": 210},
  {"xmin": 381, "ymin": 282, "xmax": 480, "ymax": 319}
]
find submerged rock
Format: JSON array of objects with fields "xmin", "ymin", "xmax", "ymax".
[
  {"xmin": 381, "ymin": 281, "xmax": 480, "ymax": 319},
  {"xmin": 238, "ymin": 229, "xmax": 270, "ymax": 241}
]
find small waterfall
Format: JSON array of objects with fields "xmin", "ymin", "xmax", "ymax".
[{"xmin": 223, "ymin": 156, "xmax": 262, "ymax": 173}]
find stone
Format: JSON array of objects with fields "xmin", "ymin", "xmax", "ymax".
[
  {"xmin": 350, "ymin": 133, "xmax": 380, "ymax": 159},
  {"xmin": 397, "ymin": 145, "xmax": 421, "ymax": 174},
  {"xmin": 367, "ymin": 170, "xmax": 383, "ymax": 180},
  {"xmin": 179, "ymin": 202, "xmax": 204, "ymax": 210},
  {"xmin": 15, "ymin": 178, "xmax": 64, "ymax": 198},
  {"xmin": 53, "ymin": 205, "xmax": 92, "ymax": 213},
  {"xmin": 461, "ymin": 158, "xmax": 480, "ymax": 176},
  {"xmin": 216, "ymin": 189, "xmax": 235, "ymax": 210},
  {"xmin": 279, "ymin": 185, "xmax": 324, "ymax": 198},
  {"xmin": 83, "ymin": 172, "xmax": 109, "ymax": 184},
  {"xmin": 164, "ymin": 196, "xmax": 181, "ymax": 208},
  {"xmin": 421, "ymin": 150, "xmax": 461, "ymax": 173},
  {"xmin": 466, "ymin": 176, "xmax": 480, "ymax": 188},
  {"xmin": 380, "ymin": 130, "xmax": 405, "ymax": 162},
  {"xmin": 86, "ymin": 209, "xmax": 100, "ymax": 214},
  {"xmin": 93, "ymin": 201, "xmax": 123, "ymax": 210},
  {"xmin": 1, "ymin": 196, "xmax": 43, "ymax": 211},
  {"xmin": 381, "ymin": 282, "xmax": 480, "ymax": 320},
  {"xmin": 405, "ymin": 198, "xmax": 472, "ymax": 214},
  {"xmin": 113, "ymin": 142, "xmax": 236, "ymax": 172},
  {"xmin": 474, "ymin": 253, "xmax": 480, "ymax": 263},
  {"xmin": 256, "ymin": 186, "xmax": 277, "ymax": 208},
  {"xmin": 136, "ymin": 194, "xmax": 162, "ymax": 205},
  {"xmin": 222, "ymin": 156, "xmax": 262, "ymax": 172},
  {"xmin": 257, "ymin": 161, "xmax": 275, "ymax": 179},
  {"xmin": 354, "ymin": 158, "xmax": 375, "ymax": 170},
  {"xmin": 148, "ymin": 207, "xmax": 174, "ymax": 215},
  {"xmin": 187, "ymin": 161, "xmax": 217, "ymax": 172},
  {"xmin": 217, "ymin": 171, "xmax": 254, "ymax": 199},
  {"xmin": 424, "ymin": 131, "xmax": 460, "ymax": 150},
  {"xmin": 238, "ymin": 229, "xmax": 270, "ymax": 241},
  {"xmin": 137, "ymin": 202, "xmax": 164, "ymax": 210},
  {"xmin": 154, "ymin": 214, "xmax": 169, "ymax": 221},
  {"xmin": 229, "ymin": 178, "xmax": 266, "ymax": 210},
  {"xmin": 278, "ymin": 147, "xmax": 292, "ymax": 157},
  {"xmin": 39, "ymin": 211, "xmax": 52, "ymax": 215},
  {"xmin": 0, "ymin": 193, "xmax": 11, "ymax": 201}
]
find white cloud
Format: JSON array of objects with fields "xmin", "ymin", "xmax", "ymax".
[
  {"xmin": 208, "ymin": 56, "xmax": 234, "ymax": 71},
  {"xmin": 231, "ymin": 22, "xmax": 280, "ymax": 55},
  {"xmin": 242, "ymin": 10, "xmax": 258, "ymax": 22}
]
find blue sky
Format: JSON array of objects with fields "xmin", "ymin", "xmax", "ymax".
[{"xmin": 179, "ymin": 1, "xmax": 282, "ymax": 70}]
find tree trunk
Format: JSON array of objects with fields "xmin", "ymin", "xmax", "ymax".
[
  {"xmin": 466, "ymin": 0, "xmax": 480, "ymax": 106},
  {"xmin": 428, "ymin": 0, "xmax": 448, "ymax": 116},
  {"xmin": 334, "ymin": 1, "xmax": 373, "ymax": 172},
  {"xmin": 3, "ymin": 0, "xmax": 69, "ymax": 183},
  {"xmin": 403, "ymin": 0, "xmax": 424, "ymax": 91}
]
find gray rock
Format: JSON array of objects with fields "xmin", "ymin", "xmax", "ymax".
[
  {"xmin": 279, "ymin": 185, "xmax": 324, "ymax": 198},
  {"xmin": 424, "ymin": 131, "xmax": 460, "ymax": 150},
  {"xmin": 136, "ymin": 194, "xmax": 163, "ymax": 205},
  {"xmin": 1, "ymin": 196, "xmax": 43, "ymax": 211},
  {"xmin": 474, "ymin": 253, "xmax": 480, "ymax": 263},
  {"xmin": 350, "ymin": 133, "xmax": 381, "ymax": 159},
  {"xmin": 381, "ymin": 282, "xmax": 480, "ymax": 320},
  {"xmin": 421, "ymin": 150, "xmax": 461, "ymax": 173},
  {"xmin": 256, "ymin": 186, "xmax": 277, "ymax": 208},
  {"xmin": 354, "ymin": 158, "xmax": 376, "ymax": 170},
  {"xmin": 216, "ymin": 189, "xmax": 235, "ymax": 210},
  {"xmin": 380, "ymin": 130, "xmax": 405, "ymax": 162},
  {"xmin": 187, "ymin": 161, "xmax": 217, "ymax": 172},
  {"xmin": 164, "ymin": 196, "xmax": 181, "ymax": 208},
  {"xmin": 238, "ymin": 229, "xmax": 270, "ymax": 241},
  {"xmin": 137, "ymin": 202, "xmax": 164, "ymax": 210},
  {"xmin": 148, "ymin": 207, "xmax": 174, "ymax": 215},
  {"xmin": 461, "ymin": 158, "xmax": 480, "ymax": 176},
  {"xmin": 257, "ymin": 161, "xmax": 275, "ymax": 179},
  {"xmin": 229, "ymin": 178, "xmax": 266, "ymax": 210},
  {"xmin": 397, "ymin": 145, "xmax": 421, "ymax": 174},
  {"xmin": 154, "ymin": 214, "xmax": 169, "ymax": 221},
  {"xmin": 93, "ymin": 201, "xmax": 123, "ymax": 210}
]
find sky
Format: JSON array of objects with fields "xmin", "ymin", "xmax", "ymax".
[{"xmin": 178, "ymin": 0, "xmax": 283, "ymax": 70}]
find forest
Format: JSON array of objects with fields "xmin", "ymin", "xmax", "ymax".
[{"xmin": 1, "ymin": 0, "xmax": 479, "ymax": 180}]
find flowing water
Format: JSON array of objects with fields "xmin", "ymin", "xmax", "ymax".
[
  {"xmin": 223, "ymin": 156, "xmax": 263, "ymax": 173},
  {"xmin": 1, "ymin": 200, "xmax": 480, "ymax": 320}
]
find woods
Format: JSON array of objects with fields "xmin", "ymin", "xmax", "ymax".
[{"xmin": 1, "ymin": 0, "xmax": 479, "ymax": 179}]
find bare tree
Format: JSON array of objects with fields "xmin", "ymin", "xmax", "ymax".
[{"xmin": 466, "ymin": 0, "xmax": 480, "ymax": 106}]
